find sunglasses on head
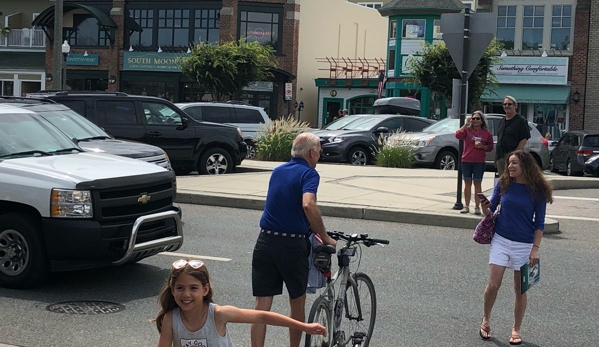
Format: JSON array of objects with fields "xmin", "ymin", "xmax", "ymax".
[{"xmin": 172, "ymin": 259, "xmax": 205, "ymax": 270}]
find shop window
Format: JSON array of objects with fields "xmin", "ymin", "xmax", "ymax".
[
  {"xmin": 388, "ymin": 49, "xmax": 396, "ymax": 73},
  {"xmin": 402, "ymin": 19, "xmax": 425, "ymax": 39},
  {"xmin": 357, "ymin": 2, "xmax": 383, "ymax": 9},
  {"xmin": 348, "ymin": 96, "xmax": 376, "ymax": 115},
  {"xmin": 129, "ymin": 9, "xmax": 154, "ymax": 46},
  {"xmin": 1, "ymin": 81, "xmax": 14, "ymax": 96},
  {"xmin": 389, "ymin": 20, "xmax": 396, "ymax": 39},
  {"xmin": 239, "ymin": 7, "xmax": 283, "ymax": 53},
  {"xmin": 497, "ymin": 5, "xmax": 516, "ymax": 50},
  {"xmin": 551, "ymin": 5, "xmax": 572, "ymax": 51},
  {"xmin": 522, "ymin": 6, "xmax": 544, "ymax": 50},
  {"xmin": 433, "ymin": 20, "xmax": 442, "ymax": 40},
  {"xmin": 64, "ymin": 15, "xmax": 110, "ymax": 47},
  {"xmin": 194, "ymin": 9, "xmax": 220, "ymax": 43},
  {"xmin": 158, "ymin": 9, "xmax": 190, "ymax": 47},
  {"xmin": 533, "ymin": 104, "xmax": 566, "ymax": 140}
]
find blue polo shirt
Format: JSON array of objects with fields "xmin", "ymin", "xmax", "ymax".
[{"xmin": 259, "ymin": 157, "xmax": 320, "ymax": 233}]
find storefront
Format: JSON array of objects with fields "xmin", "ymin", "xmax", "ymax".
[
  {"xmin": 315, "ymin": 78, "xmax": 381, "ymax": 128},
  {"xmin": 0, "ymin": 52, "xmax": 45, "ymax": 96},
  {"xmin": 481, "ymin": 57, "xmax": 571, "ymax": 139}
]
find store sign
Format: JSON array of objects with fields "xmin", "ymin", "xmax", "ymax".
[
  {"xmin": 491, "ymin": 57, "xmax": 568, "ymax": 85},
  {"xmin": 285, "ymin": 82, "xmax": 292, "ymax": 100},
  {"xmin": 244, "ymin": 81, "xmax": 274, "ymax": 92},
  {"xmin": 66, "ymin": 54, "xmax": 99, "ymax": 66},
  {"xmin": 123, "ymin": 52, "xmax": 187, "ymax": 72}
]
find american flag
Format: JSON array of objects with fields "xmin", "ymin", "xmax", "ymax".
[{"xmin": 377, "ymin": 71, "xmax": 387, "ymax": 99}]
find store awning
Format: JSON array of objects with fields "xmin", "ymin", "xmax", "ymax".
[
  {"xmin": 481, "ymin": 84, "xmax": 571, "ymax": 104},
  {"xmin": 32, "ymin": 3, "xmax": 117, "ymax": 29}
]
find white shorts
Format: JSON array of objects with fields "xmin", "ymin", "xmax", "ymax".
[{"xmin": 489, "ymin": 233, "xmax": 533, "ymax": 270}]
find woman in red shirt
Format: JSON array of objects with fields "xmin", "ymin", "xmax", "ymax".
[{"xmin": 455, "ymin": 111, "xmax": 494, "ymax": 215}]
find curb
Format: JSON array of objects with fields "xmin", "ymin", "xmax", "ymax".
[{"xmin": 175, "ymin": 192, "xmax": 560, "ymax": 234}]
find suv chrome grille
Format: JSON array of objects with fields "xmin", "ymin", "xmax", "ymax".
[{"xmin": 137, "ymin": 154, "xmax": 170, "ymax": 169}]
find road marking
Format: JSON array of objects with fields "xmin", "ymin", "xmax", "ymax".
[
  {"xmin": 553, "ymin": 196, "xmax": 599, "ymax": 202},
  {"xmin": 160, "ymin": 251, "xmax": 231, "ymax": 262},
  {"xmin": 547, "ymin": 215, "xmax": 599, "ymax": 222}
]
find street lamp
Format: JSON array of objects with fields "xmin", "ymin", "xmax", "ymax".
[
  {"xmin": 61, "ymin": 40, "xmax": 70, "ymax": 90},
  {"xmin": 297, "ymin": 101, "xmax": 305, "ymax": 121}
]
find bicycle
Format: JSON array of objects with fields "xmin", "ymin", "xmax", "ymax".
[{"xmin": 305, "ymin": 231, "xmax": 389, "ymax": 347}]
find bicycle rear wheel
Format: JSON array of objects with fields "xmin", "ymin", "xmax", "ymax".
[
  {"xmin": 305, "ymin": 297, "xmax": 331, "ymax": 347},
  {"xmin": 339, "ymin": 272, "xmax": 376, "ymax": 347}
]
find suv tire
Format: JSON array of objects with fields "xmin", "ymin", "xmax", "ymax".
[
  {"xmin": 0, "ymin": 213, "xmax": 50, "ymax": 289},
  {"xmin": 199, "ymin": 148, "xmax": 233, "ymax": 175},
  {"xmin": 347, "ymin": 146, "xmax": 369, "ymax": 165}
]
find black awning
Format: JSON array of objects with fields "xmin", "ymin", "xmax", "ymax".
[
  {"xmin": 126, "ymin": 15, "xmax": 143, "ymax": 33},
  {"xmin": 268, "ymin": 67, "xmax": 295, "ymax": 81},
  {"xmin": 32, "ymin": 3, "xmax": 118, "ymax": 29}
]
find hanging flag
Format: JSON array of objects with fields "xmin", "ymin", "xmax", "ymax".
[{"xmin": 377, "ymin": 71, "xmax": 387, "ymax": 99}]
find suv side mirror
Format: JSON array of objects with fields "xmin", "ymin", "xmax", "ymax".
[
  {"xmin": 180, "ymin": 117, "xmax": 189, "ymax": 128},
  {"xmin": 374, "ymin": 126, "xmax": 389, "ymax": 133}
]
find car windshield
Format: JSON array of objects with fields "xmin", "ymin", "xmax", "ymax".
[
  {"xmin": 421, "ymin": 118, "xmax": 460, "ymax": 133},
  {"xmin": 0, "ymin": 113, "xmax": 79, "ymax": 157},
  {"xmin": 338, "ymin": 117, "xmax": 384, "ymax": 131},
  {"xmin": 323, "ymin": 115, "xmax": 364, "ymax": 130},
  {"xmin": 37, "ymin": 108, "xmax": 109, "ymax": 140}
]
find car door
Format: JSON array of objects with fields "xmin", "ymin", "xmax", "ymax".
[
  {"xmin": 552, "ymin": 133, "xmax": 570, "ymax": 169},
  {"xmin": 139, "ymin": 100, "xmax": 197, "ymax": 167},
  {"xmin": 232, "ymin": 107, "xmax": 266, "ymax": 139},
  {"xmin": 375, "ymin": 117, "xmax": 405, "ymax": 146},
  {"xmin": 95, "ymin": 99, "xmax": 145, "ymax": 141}
]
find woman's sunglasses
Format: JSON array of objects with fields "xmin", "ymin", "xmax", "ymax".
[
  {"xmin": 471, "ymin": 117, "xmax": 481, "ymax": 120},
  {"xmin": 172, "ymin": 259, "xmax": 205, "ymax": 270}
]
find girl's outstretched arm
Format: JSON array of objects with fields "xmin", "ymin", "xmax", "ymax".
[
  {"xmin": 157, "ymin": 311, "xmax": 174, "ymax": 347},
  {"xmin": 215, "ymin": 305, "xmax": 327, "ymax": 337}
]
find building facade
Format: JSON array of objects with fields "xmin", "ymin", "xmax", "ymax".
[
  {"xmin": 299, "ymin": 0, "xmax": 388, "ymax": 127},
  {"xmin": 13, "ymin": 0, "xmax": 300, "ymax": 120}
]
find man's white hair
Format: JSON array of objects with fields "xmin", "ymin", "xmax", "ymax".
[
  {"xmin": 291, "ymin": 132, "xmax": 319, "ymax": 157},
  {"xmin": 504, "ymin": 95, "xmax": 518, "ymax": 105}
]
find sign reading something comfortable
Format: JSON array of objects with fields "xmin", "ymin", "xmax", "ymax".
[
  {"xmin": 491, "ymin": 57, "xmax": 569, "ymax": 85},
  {"xmin": 66, "ymin": 54, "xmax": 99, "ymax": 66},
  {"xmin": 123, "ymin": 52, "xmax": 187, "ymax": 72}
]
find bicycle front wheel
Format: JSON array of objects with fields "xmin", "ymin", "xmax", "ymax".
[
  {"xmin": 340, "ymin": 272, "xmax": 376, "ymax": 347},
  {"xmin": 305, "ymin": 297, "xmax": 331, "ymax": 347}
]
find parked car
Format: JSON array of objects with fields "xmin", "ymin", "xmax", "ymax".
[
  {"xmin": 549, "ymin": 130, "xmax": 599, "ymax": 176},
  {"xmin": 0, "ymin": 97, "xmax": 172, "ymax": 171},
  {"xmin": 387, "ymin": 114, "xmax": 550, "ymax": 170},
  {"xmin": 0, "ymin": 104, "xmax": 182, "ymax": 288},
  {"xmin": 176, "ymin": 102, "xmax": 270, "ymax": 159},
  {"xmin": 318, "ymin": 114, "xmax": 367, "ymax": 130},
  {"xmin": 583, "ymin": 154, "xmax": 599, "ymax": 177},
  {"xmin": 30, "ymin": 91, "xmax": 247, "ymax": 175},
  {"xmin": 313, "ymin": 114, "xmax": 436, "ymax": 165}
]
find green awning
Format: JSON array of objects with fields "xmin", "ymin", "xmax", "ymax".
[{"xmin": 481, "ymin": 84, "xmax": 571, "ymax": 104}]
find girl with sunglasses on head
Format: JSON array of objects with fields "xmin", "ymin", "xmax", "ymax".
[
  {"xmin": 455, "ymin": 110, "xmax": 494, "ymax": 215},
  {"xmin": 154, "ymin": 259, "xmax": 326, "ymax": 347}
]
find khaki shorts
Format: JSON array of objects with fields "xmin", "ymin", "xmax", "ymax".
[{"xmin": 496, "ymin": 157, "xmax": 506, "ymax": 176}]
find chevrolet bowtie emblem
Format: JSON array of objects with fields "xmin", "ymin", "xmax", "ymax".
[{"xmin": 138, "ymin": 194, "xmax": 151, "ymax": 204}]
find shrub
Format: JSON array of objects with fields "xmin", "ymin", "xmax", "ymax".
[
  {"xmin": 255, "ymin": 116, "xmax": 311, "ymax": 161},
  {"xmin": 375, "ymin": 131, "xmax": 414, "ymax": 168}
]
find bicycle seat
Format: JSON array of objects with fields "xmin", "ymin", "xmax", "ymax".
[{"xmin": 314, "ymin": 245, "xmax": 336, "ymax": 254}]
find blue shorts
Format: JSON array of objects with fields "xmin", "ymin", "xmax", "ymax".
[{"xmin": 462, "ymin": 162, "xmax": 485, "ymax": 182}]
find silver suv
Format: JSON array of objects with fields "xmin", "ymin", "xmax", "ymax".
[
  {"xmin": 176, "ymin": 102, "xmax": 270, "ymax": 159},
  {"xmin": 388, "ymin": 114, "xmax": 550, "ymax": 170}
]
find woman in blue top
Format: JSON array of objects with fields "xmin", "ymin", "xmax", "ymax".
[{"xmin": 478, "ymin": 150, "xmax": 553, "ymax": 345}]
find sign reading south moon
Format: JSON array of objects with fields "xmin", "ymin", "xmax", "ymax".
[{"xmin": 123, "ymin": 52, "xmax": 188, "ymax": 72}]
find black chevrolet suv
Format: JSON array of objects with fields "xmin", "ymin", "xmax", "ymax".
[{"xmin": 32, "ymin": 91, "xmax": 247, "ymax": 175}]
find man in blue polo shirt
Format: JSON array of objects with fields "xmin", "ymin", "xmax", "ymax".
[{"xmin": 250, "ymin": 132, "xmax": 336, "ymax": 347}]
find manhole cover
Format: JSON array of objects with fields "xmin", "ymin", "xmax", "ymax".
[{"xmin": 46, "ymin": 300, "xmax": 125, "ymax": 315}]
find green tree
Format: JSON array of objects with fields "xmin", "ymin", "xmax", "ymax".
[
  {"xmin": 178, "ymin": 40, "xmax": 277, "ymax": 101},
  {"xmin": 407, "ymin": 39, "xmax": 502, "ymax": 111}
]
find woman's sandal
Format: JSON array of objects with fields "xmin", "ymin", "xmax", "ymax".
[
  {"xmin": 479, "ymin": 321, "xmax": 491, "ymax": 340},
  {"xmin": 509, "ymin": 333, "xmax": 522, "ymax": 345}
]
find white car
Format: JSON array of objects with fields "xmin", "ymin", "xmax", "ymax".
[{"xmin": 177, "ymin": 102, "xmax": 270, "ymax": 159}]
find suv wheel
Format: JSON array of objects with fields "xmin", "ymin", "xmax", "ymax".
[
  {"xmin": 199, "ymin": 148, "xmax": 233, "ymax": 175},
  {"xmin": 549, "ymin": 156, "xmax": 557, "ymax": 173},
  {"xmin": 435, "ymin": 150, "xmax": 457, "ymax": 170},
  {"xmin": 566, "ymin": 159, "xmax": 573, "ymax": 176},
  {"xmin": 0, "ymin": 213, "xmax": 49, "ymax": 289},
  {"xmin": 246, "ymin": 141, "xmax": 256, "ymax": 159}
]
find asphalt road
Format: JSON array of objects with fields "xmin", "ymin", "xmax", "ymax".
[{"xmin": 0, "ymin": 195, "xmax": 597, "ymax": 347}]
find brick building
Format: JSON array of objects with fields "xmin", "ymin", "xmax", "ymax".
[{"xmin": 25, "ymin": 0, "xmax": 300, "ymax": 119}]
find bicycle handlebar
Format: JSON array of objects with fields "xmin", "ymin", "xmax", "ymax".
[{"xmin": 327, "ymin": 231, "xmax": 390, "ymax": 246}]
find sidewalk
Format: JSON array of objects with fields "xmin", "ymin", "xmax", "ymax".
[{"xmin": 175, "ymin": 161, "xmax": 599, "ymax": 233}]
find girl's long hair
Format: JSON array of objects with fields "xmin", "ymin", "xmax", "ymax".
[
  {"xmin": 152, "ymin": 261, "xmax": 214, "ymax": 333},
  {"xmin": 499, "ymin": 150, "xmax": 554, "ymax": 203}
]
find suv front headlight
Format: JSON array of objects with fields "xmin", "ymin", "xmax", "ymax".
[
  {"xmin": 331, "ymin": 136, "xmax": 349, "ymax": 143},
  {"xmin": 51, "ymin": 189, "xmax": 93, "ymax": 218}
]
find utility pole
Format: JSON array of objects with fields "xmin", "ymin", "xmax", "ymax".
[{"xmin": 51, "ymin": 0, "xmax": 63, "ymax": 90}]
